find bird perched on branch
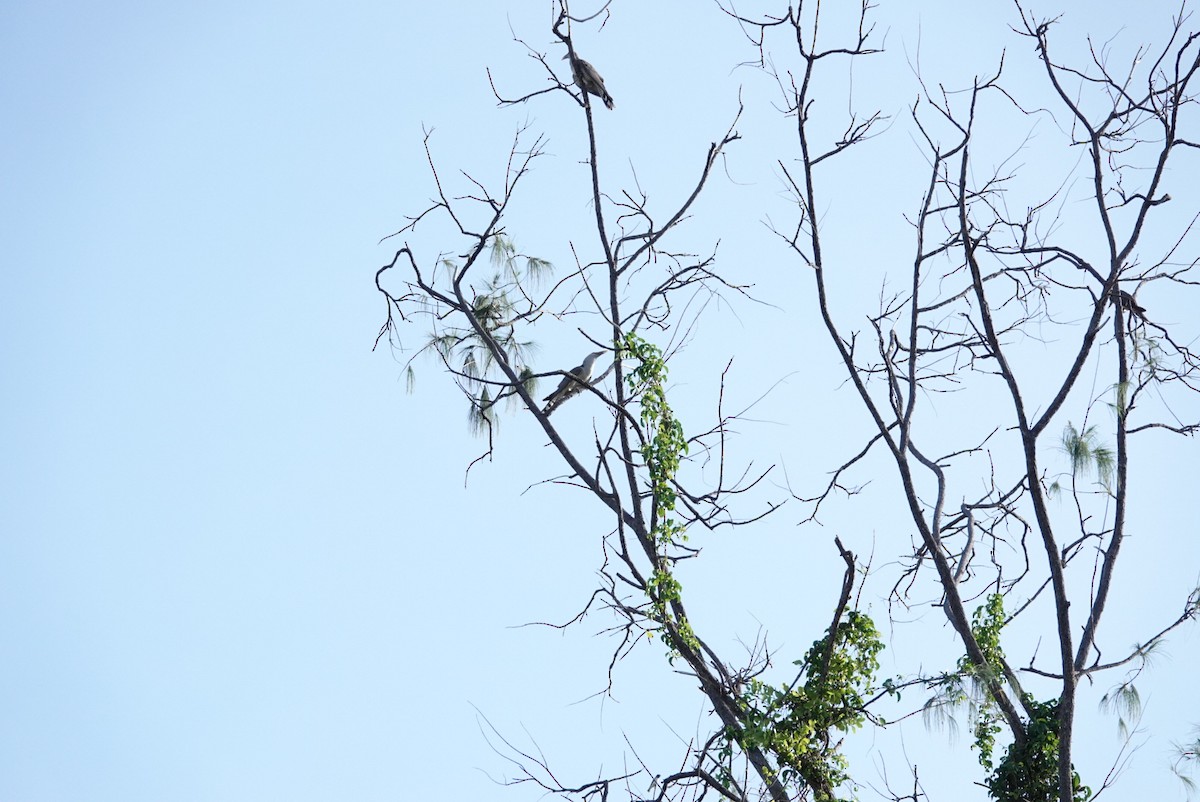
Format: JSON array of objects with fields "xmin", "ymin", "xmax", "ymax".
[
  {"xmin": 1112, "ymin": 288, "xmax": 1147, "ymax": 320},
  {"xmin": 1107, "ymin": 286, "xmax": 1148, "ymax": 327},
  {"xmin": 542, "ymin": 350, "xmax": 605, "ymax": 416},
  {"xmin": 563, "ymin": 52, "xmax": 614, "ymax": 110}
]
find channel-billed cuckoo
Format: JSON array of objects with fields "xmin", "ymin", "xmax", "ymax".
[
  {"xmin": 542, "ymin": 350, "xmax": 605, "ymax": 416},
  {"xmin": 563, "ymin": 53, "xmax": 614, "ymax": 110}
]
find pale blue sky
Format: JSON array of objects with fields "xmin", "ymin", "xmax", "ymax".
[{"xmin": 3, "ymin": 2, "xmax": 1198, "ymax": 800}]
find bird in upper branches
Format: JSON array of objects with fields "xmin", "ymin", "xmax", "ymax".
[
  {"xmin": 564, "ymin": 52, "xmax": 614, "ymax": 110},
  {"xmin": 542, "ymin": 350, "xmax": 606, "ymax": 416},
  {"xmin": 1112, "ymin": 287, "xmax": 1147, "ymax": 321}
]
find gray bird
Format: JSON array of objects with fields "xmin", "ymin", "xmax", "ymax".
[
  {"xmin": 542, "ymin": 350, "xmax": 605, "ymax": 416},
  {"xmin": 563, "ymin": 53, "xmax": 614, "ymax": 110},
  {"xmin": 1114, "ymin": 288, "xmax": 1146, "ymax": 319}
]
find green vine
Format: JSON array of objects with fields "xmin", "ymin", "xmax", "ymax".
[
  {"xmin": 731, "ymin": 611, "xmax": 884, "ymax": 801},
  {"xmin": 621, "ymin": 333, "xmax": 695, "ymax": 654},
  {"xmin": 938, "ymin": 594, "xmax": 1090, "ymax": 801},
  {"xmin": 956, "ymin": 593, "xmax": 1009, "ymax": 770},
  {"xmin": 987, "ymin": 699, "xmax": 1091, "ymax": 802}
]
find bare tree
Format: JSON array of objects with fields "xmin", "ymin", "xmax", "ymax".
[{"xmin": 376, "ymin": 2, "xmax": 1200, "ymax": 801}]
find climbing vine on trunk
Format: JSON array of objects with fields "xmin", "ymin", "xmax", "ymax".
[
  {"xmin": 727, "ymin": 611, "xmax": 883, "ymax": 801},
  {"xmin": 622, "ymin": 332, "xmax": 697, "ymax": 655}
]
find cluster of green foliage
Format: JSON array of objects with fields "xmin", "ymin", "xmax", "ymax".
[
  {"xmin": 956, "ymin": 593, "xmax": 1009, "ymax": 770},
  {"xmin": 987, "ymin": 698, "xmax": 1091, "ymax": 802},
  {"xmin": 620, "ymin": 332, "xmax": 696, "ymax": 653},
  {"xmin": 423, "ymin": 236, "xmax": 547, "ymax": 434},
  {"xmin": 938, "ymin": 594, "xmax": 1091, "ymax": 802},
  {"xmin": 732, "ymin": 611, "xmax": 884, "ymax": 801},
  {"xmin": 1061, "ymin": 423, "xmax": 1115, "ymax": 490},
  {"xmin": 622, "ymin": 332, "xmax": 687, "ymax": 544},
  {"xmin": 1049, "ymin": 423, "xmax": 1115, "ymax": 498}
]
